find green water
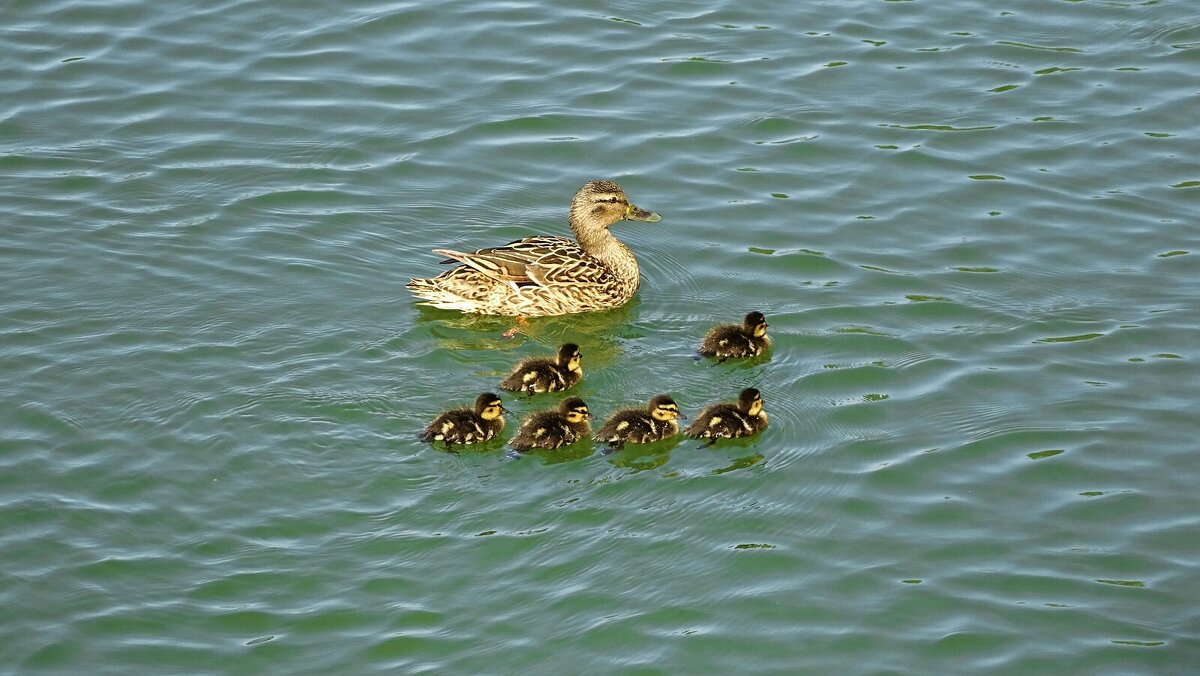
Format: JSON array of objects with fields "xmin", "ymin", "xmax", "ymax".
[{"xmin": 3, "ymin": 0, "xmax": 1198, "ymax": 672}]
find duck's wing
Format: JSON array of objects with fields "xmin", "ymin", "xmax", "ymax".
[
  {"xmin": 525, "ymin": 250, "xmax": 612, "ymax": 288},
  {"xmin": 434, "ymin": 235, "xmax": 609, "ymax": 289}
]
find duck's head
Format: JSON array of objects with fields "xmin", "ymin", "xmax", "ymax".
[
  {"xmin": 559, "ymin": 396, "xmax": 594, "ymax": 423},
  {"xmin": 474, "ymin": 392, "xmax": 506, "ymax": 420},
  {"xmin": 557, "ymin": 343, "xmax": 582, "ymax": 373},
  {"xmin": 570, "ymin": 180, "xmax": 661, "ymax": 230},
  {"xmin": 743, "ymin": 311, "xmax": 769, "ymax": 338},
  {"xmin": 648, "ymin": 394, "xmax": 686, "ymax": 421},
  {"xmin": 737, "ymin": 388, "xmax": 764, "ymax": 417}
]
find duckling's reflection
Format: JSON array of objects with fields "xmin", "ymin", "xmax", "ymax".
[
  {"xmin": 712, "ymin": 452, "xmax": 766, "ymax": 475},
  {"xmin": 603, "ymin": 438, "xmax": 681, "ymax": 473},
  {"xmin": 509, "ymin": 442, "xmax": 596, "ymax": 465},
  {"xmin": 412, "ymin": 298, "xmax": 638, "ymax": 373}
]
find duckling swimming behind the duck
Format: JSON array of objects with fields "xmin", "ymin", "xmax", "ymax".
[
  {"xmin": 698, "ymin": 311, "xmax": 771, "ymax": 363},
  {"xmin": 500, "ymin": 343, "xmax": 582, "ymax": 395},
  {"xmin": 419, "ymin": 392, "xmax": 507, "ymax": 447},
  {"xmin": 685, "ymin": 388, "xmax": 768, "ymax": 447},
  {"xmin": 510, "ymin": 397, "xmax": 594, "ymax": 452},
  {"xmin": 594, "ymin": 394, "xmax": 686, "ymax": 450}
]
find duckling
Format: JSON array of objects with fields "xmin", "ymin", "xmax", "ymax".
[
  {"xmin": 594, "ymin": 394, "xmax": 686, "ymax": 450},
  {"xmin": 510, "ymin": 397, "xmax": 594, "ymax": 452},
  {"xmin": 499, "ymin": 343, "xmax": 582, "ymax": 395},
  {"xmin": 685, "ymin": 388, "xmax": 768, "ymax": 447},
  {"xmin": 698, "ymin": 311, "xmax": 771, "ymax": 363},
  {"xmin": 419, "ymin": 392, "xmax": 507, "ymax": 447}
]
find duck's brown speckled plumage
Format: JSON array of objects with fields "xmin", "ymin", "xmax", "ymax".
[{"xmin": 407, "ymin": 180, "xmax": 661, "ymax": 316}]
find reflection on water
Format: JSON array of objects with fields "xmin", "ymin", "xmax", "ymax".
[
  {"xmin": 510, "ymin": 441, "xmax": 596, "ymax": 466},
  {"xmin": 604, "ymin": 442, "xmax": 678, "ymax": 473},
  {"xmin": 713, "ymin": 452, "xmax": 766, "ymax": 475},
  {"xmin": 414, "ymin": 298, "xmax": 639, "ymax": 370}
]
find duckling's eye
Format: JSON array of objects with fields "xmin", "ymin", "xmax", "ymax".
[{"xmin": 605, "ymin": 197, "xmax": 620, "ymax": 204}]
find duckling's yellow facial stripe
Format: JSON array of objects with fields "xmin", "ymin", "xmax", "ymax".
[
  {"xmin": 566, "ymin": 410, "xmax": 588, "ymax": 423},
  {"xmin": 753, "ymin": 323, "xmax": 768, "ymax": 337},
  {"xmin": 652, "ymin": 406, "xmax": 679, "ymax": 421},
  {"xmin": 568, "ymin": 355, "xmax": 582, "ymax": 371},
  {"xmin": 481, "ymin": 404, "xmax": 504, "ymax": 420},
  {"xmin": 748, "ymin": 400, "xmax": 763, "ymax": 417}
]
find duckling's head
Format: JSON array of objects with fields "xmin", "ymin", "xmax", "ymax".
[
  {"xmin": 647, "ymin": 394, "xmax": 686, "ymax": 421},
  {"xmin": 737, "ymin": 388, "xmax": 764, "ymax": 417},
  {"xmin": 474, "ymin": 392, "xmax": 506, "ymax": 420},
  {"xmin": 559, "ymin": 396, "xmax": 594, "ymax": 423},
  {"xmin": 743, "ymin": 311, "xmax": 769, "ymax": 338},
  {"xmin": 570, "ymin": 180, "xmax": 661, "ymax": 230},
  {"xmin": 557, "ymin": 343, "xmax": 582, "ymax": 373}
]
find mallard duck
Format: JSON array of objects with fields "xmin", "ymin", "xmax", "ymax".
[
  {"xmin": 594, "ymin": 394, "xmax": 686, "ymax": 450},
  {"xmin": 510, "ymin": 397, "xmax": 594, "ymax": 452},
  {"xmin": 499, "ymin": 343, "xmax": 582, "ymax": 395},
  {"xmin": 406, "ymin": 180, "xmax": 662, "ymax": 316},
  {"xmin": 419, "ymin": 392, "xmax": 507, "ymax": 447},
  {"xmin": 685, "ymin": 388, "xmax": 768, "ymax": 447},
  {"xmin": 698, "ymin": 311, "xmax": 771, "ymax": 363}
]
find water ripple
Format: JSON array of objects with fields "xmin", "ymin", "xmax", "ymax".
[{"xmin": 3, "ymin": 0, "xmax": 1198, "ymax": 672}]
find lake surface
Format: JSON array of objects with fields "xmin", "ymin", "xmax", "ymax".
[{"xmin": 3, "ymin": 0, "xmax": 1198, "ymax": 672}]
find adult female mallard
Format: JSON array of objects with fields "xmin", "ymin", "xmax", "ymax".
[{"xmin": 407, "ymin": 180, "xmax": 661, "ymax": 316}]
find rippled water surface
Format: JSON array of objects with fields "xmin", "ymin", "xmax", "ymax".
[{"xmin": 3, "ymin": 0, "xmax": 1199, "ymax": 672}]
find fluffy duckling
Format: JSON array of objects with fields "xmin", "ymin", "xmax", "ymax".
[
  {"xmin": 419, "ymin": 392, "xmax": 507, "ymax": 447},
  {"xmin": 510, "ymin": 396, "xmax": 594, "ymax": 452},
  {"xmin": 500, "ymin": 343, "xmax": 582, "ymax": 395},
  {"xmin": 685, "ymin": 388, "xmax": 768, "ymax": 447},
  {"xmin": 698, "ymin": 311, "xmax": 771, "ymax": 363},
  {"xmin": 594, "ymin": 394, "xmax": 686, "ymax": 450}
]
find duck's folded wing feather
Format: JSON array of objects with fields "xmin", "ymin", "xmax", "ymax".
[
  {"xmin": 526, "ymin": 255, "xmax": 611, "ymax": 287},
  {"xmin": 433, "ymin": 236, "xmax": 596, "ymax": 287}
]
